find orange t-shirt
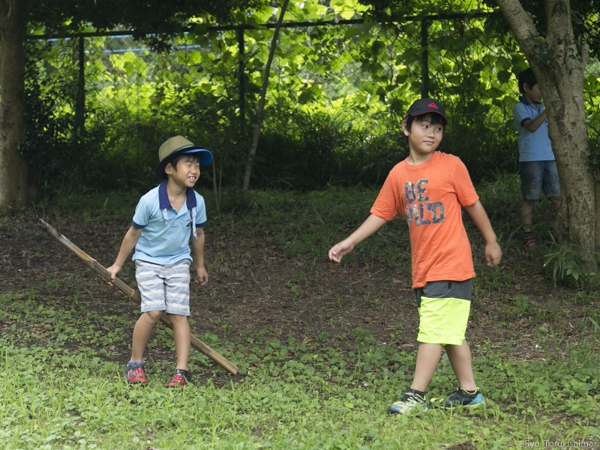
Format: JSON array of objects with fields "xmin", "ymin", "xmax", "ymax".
[{"xmin": 370, "ymin": 152, "xmax": 479, "ymax": 289}]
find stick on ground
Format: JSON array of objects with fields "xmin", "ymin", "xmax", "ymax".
[{"xmin": 39, "ymin": 218, "xmax": 239, "ymax": 375}]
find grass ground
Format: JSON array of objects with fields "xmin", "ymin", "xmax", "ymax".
[{"xmin": 1, "ymin": 175, "xmax": 599, "ymax": 449}]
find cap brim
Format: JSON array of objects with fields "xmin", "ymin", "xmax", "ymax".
[
  {"xmin": 155, "ymin": 146, "xmax": 213, "ymax": 178},
  {"xmin": 404, "ymin": 111, "xmax": 448, "ymax": 125},
  {"xmin": 181, "ymin": 148, "xmax": 213, "ymax": 165}
]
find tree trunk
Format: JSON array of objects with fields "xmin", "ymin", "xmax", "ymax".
[
  {"xmin": 242, "ymin": 0, "xmax": 289, "ymax": 194},
  {"xmin": 494, "ymin": 0, "xmax": 596, "ymax": 258},
  {"xmin": 0, "ymin": 0, "xmax": 34, "ymax": 209},
  {"xmin": 596, "ymin": 180, "xmax": 600, "ymax": 253}
]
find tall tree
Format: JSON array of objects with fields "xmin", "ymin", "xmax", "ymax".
[
  {"xmin": 0, "ymin": 0, "xmax": 263, "ymax": 209},
  {"xmin": 242, "ymin": 0, "xmax": 290, "ymax": 194},
  {"xmin": 0, "ymin": 0, "xmax": 35, "ymax": 208},
  {"xmin": 492, "ymin": 0, "xmax": 597, "ymax": 264}
]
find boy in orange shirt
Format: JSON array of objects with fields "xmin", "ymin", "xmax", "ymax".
[{"xmin": 328, "ymin": 99, "xmax": 502, "ymax": 414}]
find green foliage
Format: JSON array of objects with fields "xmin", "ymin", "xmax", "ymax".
[
  {"xmin": 476, "ymin": 0, "xmax": 600, "ymax": 58},
  {"xmin": 544, "ymin": 235, "xmax": 599, "ymax": 289},
  {"xmin": 21, "ymin": 39, "xmax": 159, "ymax": 196},
  {"xmin": 254, "ymin": 108, "xmax": 380, "ymax": 189},
  {"xmin": 31, "ymin": 0, "xmax": 266, "ymax": 42},
  {"xmin": 23, "ymin": 0, "xmax": 600, "ymax": 197},
  {"xmin": 441, "ymin": 121, "xmax": 518, "ymax": 183},
  {"xmin": 475, "ymin": 172, "xmax": 522, "ymax": 227},
  {"xmin": 585, "ymin": 62, "xmax": 600, "ymax": 178}
]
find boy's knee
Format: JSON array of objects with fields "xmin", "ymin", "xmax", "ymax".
[
  {"xmin": 143, "ymin": 310, "xmax": 163, "ymax": 323},
  {"xmin": 167, "ymin": 313, "xmax": 188, "ymax": 324}
]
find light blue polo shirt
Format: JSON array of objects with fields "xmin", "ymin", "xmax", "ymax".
[
  {"xmin": 131, "ymin": 180, "xmax": 207, "ymax": 265},
  {"xmin": 513, "ymin": 97, "xmax": 555, "ymax": 162}
]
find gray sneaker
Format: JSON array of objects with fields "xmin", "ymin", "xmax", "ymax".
[{"xmin": 388, "ymin": 390, "xmax": 428, "ymax": 415}]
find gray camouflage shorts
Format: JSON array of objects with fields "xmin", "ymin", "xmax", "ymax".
[{"xmin": 135, "ymin": 259, "xmax": 191, "ymax": 316}]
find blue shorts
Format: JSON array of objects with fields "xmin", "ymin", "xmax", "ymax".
[
  {"xmin": 520, "ymin": 161, "xmax": 561, "ymax": 200},
  {"xmin": 415, "ymin": 280, "xmax": 472, "ymax": 346},
  {"xmin": 135, "ymin": 260, "xmax": 191, "ymax": 316}
]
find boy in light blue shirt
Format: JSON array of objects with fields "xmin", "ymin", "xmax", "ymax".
[
  {"xmin": 513, "ymin": 68, "xmax": 561, "ymax": 248},
  {"xmin": 107, "ymin": 135, "xmax": 212, "ymax": 387}
]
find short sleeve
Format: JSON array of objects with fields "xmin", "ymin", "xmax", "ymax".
[
  {"xmin": 453, "ymin": 159, "xmax": 479, "ymax": 207},
  {"xmin": 132, "ymin": 197, "xmax": 150, "ymax": 228},
  {"xmin": 513, "ymin": 102, "xmax": 531, "ymax": 127},
  {"xmin": 370, "ymin": 165, "xmax": 403, "ymax": 221}
]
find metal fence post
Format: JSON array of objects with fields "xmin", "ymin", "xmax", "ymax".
[
  {"xmin": 421, "ymin": 18, "xmax": 429, "ymax": 99},
  {"xmin": 73, "ymin": 35, "xmax": 85, "ymax": 142}
]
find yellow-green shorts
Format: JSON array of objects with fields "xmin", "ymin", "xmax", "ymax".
[{"xmin": 415, "ymin": 280, "xmax": 472, "ymax": 346}]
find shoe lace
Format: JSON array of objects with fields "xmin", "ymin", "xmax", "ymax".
[{"xmin": 401, "ymin": 392, "xmax": 425, "ymax": 404}]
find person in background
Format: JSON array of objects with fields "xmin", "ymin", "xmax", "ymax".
[{"xmin": 513, "ymin": 68, "xmax": 561, "ymax": 248}]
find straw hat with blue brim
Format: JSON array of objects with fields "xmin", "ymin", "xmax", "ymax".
[{"xmin": 156, "ymin": 135, "xmax": 213, "ymax": 179}]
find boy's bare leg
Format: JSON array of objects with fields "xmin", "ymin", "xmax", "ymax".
[
  {"xmin": 130, "ymin": 311, "xmax": 162, "ymax": 362},
  {"xmin": 521, "ymin": 199, "xmax": 536, "ymax": 230},
  {"xmin": 169, "ymin": 314, "xmax": 191, "ymax": 371},
  {"xmin": 445, "ymin": 340, "xmax": 477, "ymax": 391},
  {"xmin": 550, "ymin": 196, "xmax": 561, "ymax": 210},
  {"xmin": 410, "ymin": 343, "xmax": 442, "ymax": 392}
]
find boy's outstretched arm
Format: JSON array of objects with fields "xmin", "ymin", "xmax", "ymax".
[
  {"xmin": 191, "ymin": 227, "xmax": 208, "ymax": 285},
  {"xmin": 106, "ymin": 226, "xmax": 142, "ymax": 281},
  {"xmin": 464, "ymin": 200, "xmax": 502, "ymax": 267},
  {"xmin": 328, "ymin": 214, "xmax": 388, "ymax": 263}
]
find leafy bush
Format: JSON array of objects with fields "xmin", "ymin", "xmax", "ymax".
[
  {"xmin": 21, "ymin": 41, "xmax": 161, "ymax": 196},
  {"xmin": 22, "ymin": 29, "xmax": 598, "ymax": 197},
  {"xmin": 442, "ymin": 120, "xmax": 518, "ymax": 184},
  {"xmin": 254, "ymin": 107, "xmax": 372, "ymax": 190},
  {"xmin": 544, "ymin": 234, "xmax": 599, "ymax": 289}
]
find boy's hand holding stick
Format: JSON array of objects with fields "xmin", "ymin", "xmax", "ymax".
[{"xmin": 39, "ymin": 219, "xmax": 239, "ymax": 375}]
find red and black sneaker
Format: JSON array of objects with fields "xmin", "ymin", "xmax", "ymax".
[
  {"xmin": 523, "ymin": 231, "xmax": 534, "ymax": 248},
  {"xmin": 166, "ymin": 369, "xmax": 192, "ymax": 387},
  {"xmin": 125, "ymin": 362, "xmax": 148, "ymax": 384}
]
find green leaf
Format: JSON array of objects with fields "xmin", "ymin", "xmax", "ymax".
[
  {"xmin": 497, "ymin": 70, "xmax": 512, "ymax": 84},
  {"xmin": 371, "ymin": 40, "xmax": 385, "ymax": 56}
]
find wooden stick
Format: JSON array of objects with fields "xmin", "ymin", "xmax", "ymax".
[{"xmin": 39, "ymin": 219, "xmax": 239, "ymax": 375}]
